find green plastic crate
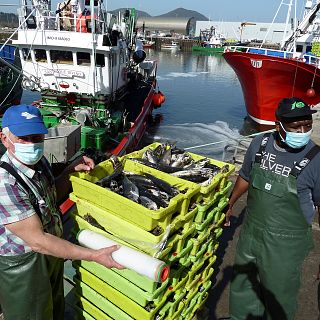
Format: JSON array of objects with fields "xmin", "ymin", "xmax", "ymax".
[
  {"xmin": 70, "ymin": 158, "xmax": 200, "ymax": 231},
  {"xmin": 195, "ymin": 182, "xmax": 231, "ymax": 223}
]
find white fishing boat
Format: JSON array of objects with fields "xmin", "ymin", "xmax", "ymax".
[
  {"xmin": 6, "ymin": 0, "xmax": 163, "ymax": 158},
  {"xmin": 161, "ymin": 41, "xmax": 180, "ymax": 50}
]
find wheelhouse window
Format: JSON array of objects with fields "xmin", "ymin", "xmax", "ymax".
[
  {"xmin": 296, "ymin": 45, "xmax": 303, "ymax": 53},
  {"xmin": 34, "ymin": 49, "xmax": 47, "ymax": 62},
  {"xmin": 96, "ymin": 53, "xmax": 105, "ymax": 67},
  {"xmin": 50, "ymin": 50, "xmax": 73, "ymax": 64},
  {"xmin": 22, "ymin": 48, "xmax": 32, "ymax": 61},
  {"xmin": 77, "ymin": 52, "xmax": 91, "ymax": 65}
]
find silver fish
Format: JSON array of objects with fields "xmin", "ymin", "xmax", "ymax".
[
  {"xmin": 140, "ymin": 196, "xmax": 158, "ymax": 210},
  {"xmin": 122, "ymin": 175, "xmax": 140, "ymax": 203}
]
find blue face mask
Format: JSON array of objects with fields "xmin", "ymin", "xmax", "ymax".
[
  {"xmin": 279, "ymin": 122, "xmax": 312, "ymax": 149},
  {"xmin": 7, "ymin": 136, "xmax": 44, "ymax": 165}
]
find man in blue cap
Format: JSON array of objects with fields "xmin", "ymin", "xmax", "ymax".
[
  {"xmin": 225, "ymin": 97, "xmax": 320, "ymax": 320},
  {"xmin": 0, "ymin": 104, "xmax": 123, "ymax": 320}
]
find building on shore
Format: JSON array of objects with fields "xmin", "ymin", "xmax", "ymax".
[{"xmin": 196, "ymin": 21, "xmax": 290, "ymax": 44}]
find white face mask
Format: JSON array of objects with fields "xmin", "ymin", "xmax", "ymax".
[{"xmin": 7, "ymin": 136, "xmax": 44, "ymax": 165}]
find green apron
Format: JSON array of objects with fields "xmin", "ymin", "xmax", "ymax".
[
  {"xmin": 230, "ymin": 135, "xmax": 316, "ymax": 320},
  {"xmin": 0, "ymin": 159, "xmax": 65, "ymax": 319},
  {"xmin": 0, "ymin": 251, "xmax": 64, "ymax": 320}
]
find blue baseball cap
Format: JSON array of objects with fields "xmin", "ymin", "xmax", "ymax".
[{"xmin": 2, "ymin": 104, "xmax": 48, "ymax": 136}]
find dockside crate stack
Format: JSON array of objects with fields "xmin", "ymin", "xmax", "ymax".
[{"xmin": 70, "ymin": 143, "xmax": 235, "ymax": 319}]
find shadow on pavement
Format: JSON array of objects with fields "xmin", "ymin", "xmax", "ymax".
[{"xmin": 207, "ymin": 206, "xmax": 246, "ymax": 320}]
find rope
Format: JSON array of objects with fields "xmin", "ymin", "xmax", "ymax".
[
  {"xmin": 291, "ymin": 59, "xmax": 299, "ymax": 97},
  {"xmin": 311, "ymin": 65, "xmax": 317, "ymax": 88},
  {"xmin": 184, "ymin": 128, "xmax": 275, "ymax": 151}
]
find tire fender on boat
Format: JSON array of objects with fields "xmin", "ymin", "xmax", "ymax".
[{"xmin": 21, "ymin": 76, "xmax": 36, "ymax": 91}]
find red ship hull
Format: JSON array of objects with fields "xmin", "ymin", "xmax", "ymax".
[{"xmin": 223, "ymin": 51, "xmax": 320, "ymax": 126}]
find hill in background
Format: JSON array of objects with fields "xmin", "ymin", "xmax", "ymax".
[
  {"xmin": 157, "ymin": 8, "xmax": 208, "ymax": 21},
  {"xmin": 0, "ymin": 12, "xmax": 18, "ymax": 28},
  {"xmin": 111, "ymin": 7, "xmax": 208, "ymax": 21},
  {"xmin": 110, "ymin": 9, "xmax": 151, "ymax": 18}
]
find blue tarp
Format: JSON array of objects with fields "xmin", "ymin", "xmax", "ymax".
[
  {"xmin": 248, "ymin": 48, "xmax": 285, "ymax": 58},
  {"xmin": 0, "ymin": 45, "xmax": 15, "ymax": 62}
]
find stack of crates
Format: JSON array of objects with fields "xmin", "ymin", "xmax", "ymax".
[{"xmin": 70, "ymin": 143, "xmax": 235, "ymax": 320}]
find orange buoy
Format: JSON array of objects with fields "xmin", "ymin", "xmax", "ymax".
[
  {"xmin": 307, "ymin": 88, "xmax": 315, "ymax": 97},
  {"xmin": 152, "ymin": 92, "xmax": 164, "ymax": 107},
  {"xmin": 159, "ymin": 91, "xmax": 166, "ymax": 104}
]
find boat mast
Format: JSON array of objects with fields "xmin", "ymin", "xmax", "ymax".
[
  {"xmin": 281, "ymin": 0, "xmax": 294, "ymax": 50},
  {"xmin": 91, "ymin": 0, "xmax": 96, "ymax": 96}
]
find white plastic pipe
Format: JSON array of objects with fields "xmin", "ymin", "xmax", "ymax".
[{"xmin": 77, "ymin": 229, "xmax": 170, "ymax": 282}]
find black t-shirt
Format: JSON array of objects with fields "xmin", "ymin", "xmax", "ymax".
[{"xmin": 240, "ymin": 132, "xmax": 320, "ymax": 224}]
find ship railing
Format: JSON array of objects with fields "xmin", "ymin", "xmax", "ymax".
[
  {"xmin": 221, "ymin": 129, "xmax": 275, "ymax": 165},
  {"xmin": 185, "ymin": 128, "xmax": 275, "ymax": 166},
  {"xmin": 17, "ymin": 9, "xmax": 107, "ymax": 34},
  {"xmin": 224, "ymin": 46, "xmax": 320, "ymax": 67}
]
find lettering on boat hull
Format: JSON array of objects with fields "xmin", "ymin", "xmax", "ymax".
[
  {"xmin": 251, "ymin": 60, "xmax": 262, "ymax": 68},
  {"xmin": 43, "ymin": 69, "xmax": 85, "ymax": 78}
]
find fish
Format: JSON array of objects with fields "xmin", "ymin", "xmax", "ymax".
[
  {"xmin": 83, "ymin": 214, "xmax": 106, "ymax": 231},
  {"xmin": 139, "ymin": 187, "xmax": 169, "ymax": 208},
  {"xmin": 159, "ymin": 147, "xmax": 172, "ymax": 165},
  {"xmin": 122, "ymin": 175, "xmax": 140, "ymax": 203},
  {"xmin": 125, "ymin": 173, "xmax": 157, "ymax": 189},
  {"xmin": 130, "ymin": 158, "xmax": 182, "ymax": 173},
  {"xmin": 143, "ymin": 149, "xmax": 159, "ymax": 164},
  {"xmin": 143, "ymin": 173, "xmax": 179, "ymax": 197},
  {"xmin": 96, "ymin": 171, "xmax": 122, "ymax": 187},
  {"xmin": 140, "ymin": 196, "xmax": 158, "ymax": 210}
]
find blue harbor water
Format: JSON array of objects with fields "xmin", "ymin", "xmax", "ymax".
[{"xmin": 22, "ymin": 50, "xmax": 251, "ymax": 159}]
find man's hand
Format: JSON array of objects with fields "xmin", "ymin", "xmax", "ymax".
[
  {"xmin": 224, "ymin": 204, "xmax": 232, "ymax": 227},
  {"xmin": 74, "ymin": 155, "xmax": 95, "ymax": 172},
  {"xmin": 94, "ymin": 245, "xmax": 125, "ymax": 269}
]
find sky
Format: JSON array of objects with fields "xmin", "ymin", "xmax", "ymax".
[{"xmin": 1, "ymin": 0, "xmax": 307, "ymax": 23}]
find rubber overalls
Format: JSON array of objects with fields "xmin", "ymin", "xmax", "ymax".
[{"xmin": 230, "ymin": 134, "xmax": 317, "ymax": 320}]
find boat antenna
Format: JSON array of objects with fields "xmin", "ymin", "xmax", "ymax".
[{"xmin": 260, "ymin": 0, "xmax": 290, "ymax": 48}]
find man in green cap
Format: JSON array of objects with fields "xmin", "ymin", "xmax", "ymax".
[{"xmin": 225, "ymin": 97, "xmax": 320, "ymax": 319}]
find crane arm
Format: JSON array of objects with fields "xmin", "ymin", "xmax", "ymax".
[{"xmin": 281, "ymin": 1, "xmax": 320, "ymax": 51}]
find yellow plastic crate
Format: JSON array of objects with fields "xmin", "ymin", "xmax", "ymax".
[
  {"xmin": 123, "ymin": 142, "xmax": 235, "ymax": 202},
  {"xmin": 75, "ymin": 293, "xmax": 121, "ymax": 320},
  {"xmin": 72, "ymin": 213, "xmax": 172, "ymax": 293},
  {"xmin": 70, "ymin": 157, "xmax": 200, "ymax": 231},
  {"xmin": 74, "ymin": 281, "xmax": 133, "ymax": 320},
  {"xmin": 75, "ymin": 266, "xmax": 185, "ymax": 320},
  {"xmin": 74, "ymin": 260, "xmax": 169, "ymax": 308}
]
